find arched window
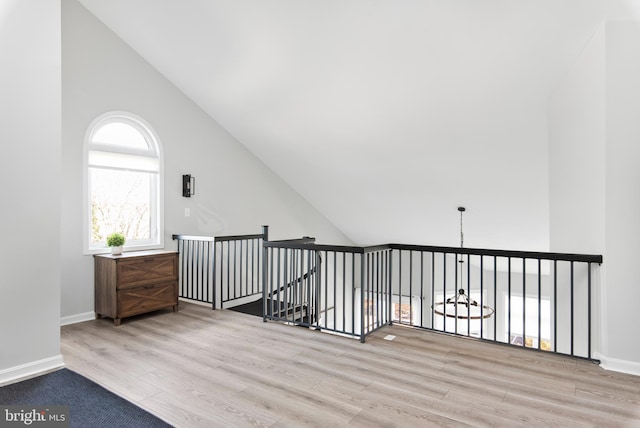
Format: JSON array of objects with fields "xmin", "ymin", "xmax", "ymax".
[{"xmin": 85, "ymin": 112, "xmax": 163, "ymax": 253}]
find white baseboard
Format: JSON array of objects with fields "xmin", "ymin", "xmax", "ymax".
[
  {"xmin": 595, "ymin": 353, "xmax": 640, "ymax": 376},
  {"xmin": 178, "ymin": 297, "xmax": 212, "ymax": 308},
  {"xmin": 0, "ymin": 355, "xmax": 65, "ymax": 386},
  {"xmin": 60, "ymin": 311, "xmax": 96, "ymax": 326}
]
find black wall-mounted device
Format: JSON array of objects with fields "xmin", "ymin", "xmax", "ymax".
[{"xmin": 182, "ymin": 174, "xmax": 195, "ymax": 197}]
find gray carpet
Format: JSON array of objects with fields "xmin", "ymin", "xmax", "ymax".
[{"xmin": 0, "ymin": 369, "xmax": 171, "ymax": 427}]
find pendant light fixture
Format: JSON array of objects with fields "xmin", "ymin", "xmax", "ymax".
[{"xmin": 433, "ymin": 207, "xmax": 495, "ymax": 320}]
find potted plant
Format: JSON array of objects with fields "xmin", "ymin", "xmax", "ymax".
[{"xmin": 106, "ymin": 232, "xmax": 126, "ymax": 255}]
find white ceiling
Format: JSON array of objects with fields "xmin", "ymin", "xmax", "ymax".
[{"xmin": 76, "ymin": 0, "xmax": 638, "ymax": 250}]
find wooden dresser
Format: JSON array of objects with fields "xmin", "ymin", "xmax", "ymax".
[{"xmin": 94, "ymin": 250, "xmax": 179, "ymax": 325}]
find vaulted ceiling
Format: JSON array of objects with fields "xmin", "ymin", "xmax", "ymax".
[{"xmin": 76, "ymin": 0, "xmax": 638, "ymax": 250}]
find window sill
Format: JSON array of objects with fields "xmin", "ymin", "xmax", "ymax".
[{"xmin": 85, "ymin": 243, "xmax": 164, "ymax": 256}]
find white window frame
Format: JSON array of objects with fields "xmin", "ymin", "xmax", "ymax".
[{"xmin": 83, "ymin": 111, "xmax": 164, "ymax": 254}]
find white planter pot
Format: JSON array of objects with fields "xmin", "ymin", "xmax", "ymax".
[{"xmin": 110, "ymin": 246, "xmax": 123, "ymax": 255}]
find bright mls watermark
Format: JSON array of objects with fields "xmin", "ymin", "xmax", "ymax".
[{"xmin": 0, "ymin": 406, "xmax": 69, "ymax": 428}]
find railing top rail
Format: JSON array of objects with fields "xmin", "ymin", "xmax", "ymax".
[
  {"xmin": 214, "ymin": 233, "xmax": 265, "ymax": 242},
  {"xmin": 174, "ymin": 230, "xmax": 602, "ymax": 263},
  {"xmin": 268, "ymin": 236, "xmax": 316, "ymax": 244},
  {"xmin": 172, "ymin": 234, "xmax": 215, "ymax": 242},
  {"xmin": 363, "ymin": 244, "xmax": 393, "ymax": 253},
  {"xmin": 264, "ymin": 241, "xmax": 367, "ymax": 253},
  {"xmin": 388, "ymin": 243, "xmax": 603, "ymax": 263},
  {"xmin": 173, "ymin": 232, "xmax": 265, "ymax": 243},
  {"xmin": 263, "ymin": 240, "xmax": 602, "ymax": 263}
]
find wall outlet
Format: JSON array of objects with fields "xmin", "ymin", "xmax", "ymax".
[{"xmin": 185, "ymin": 207, "xmax": 190, "ymax": 217}]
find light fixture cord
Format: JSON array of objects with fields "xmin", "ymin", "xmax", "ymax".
[
  {"xmin": 458, "ymin": 208, "xmax": 465, "ymax": 295},
  {"xmin": 460, "ymin": 209, "xmax": 464, "ymax": 249}
]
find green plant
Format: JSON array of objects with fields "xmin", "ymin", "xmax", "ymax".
[{"xmin": 106, "ymin": 232, "xmax": 126, "ymax": 247}]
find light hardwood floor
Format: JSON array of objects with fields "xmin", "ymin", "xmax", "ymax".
[{"xmin": 61, "ymin": 302, "xmax": 640, "ymax": 427}]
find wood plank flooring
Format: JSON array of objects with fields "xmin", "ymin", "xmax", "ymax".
[{"xmin": 61, "ymin": 302, "xmax": 640, "ymax": 427}]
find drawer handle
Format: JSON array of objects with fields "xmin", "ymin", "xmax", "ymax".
[
  {"xmin": 144, "ymin": 259, "xmax": 156, "ymax": 262},
  {"xmin": 145, "ymin": 285, "xmax": 155, "ymax": 289}
]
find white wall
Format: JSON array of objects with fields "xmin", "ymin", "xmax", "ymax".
[
  {"xmin": 0, "ymin": 0, "xmax": 63, "ymax": 383},
  {"xmin": 603, "ymin": 21, "xmax": 640, "ymax": 372},
  {"xmin": 549, "ymin": 22, "xmax": 640, "ymax": 374},
  {"xmin": 61, "ymin": 0, "xmax": 351, "ymax": 321},
  {"xmin": 549, "ymin": 25, "xmax": 606, "ymax": 254}
]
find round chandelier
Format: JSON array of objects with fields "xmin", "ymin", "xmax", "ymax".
[{"xmin": 433, "ymin": 207, "xmax": 495, "ymax": 320}]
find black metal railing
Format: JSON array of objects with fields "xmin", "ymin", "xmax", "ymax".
[
  {"xmin": 263, "ymin": 241, "xmax": 393, "ymax": 342},
  {"xmin": 175, "ymin": 227, "xmax": 602, "ymax": 361},
  {"xmin": 262, "ymin": 237, "xmax": 318, "ymax": 325},
  {"xmin": 387, "ymin": 244, "xmax": 602, "ymax": 361},
  {"xmin": 263, "ymin": 238, "xmax": 602, "ymax": 360},
  {"xmin": 172, "ymin": 226, "xmax": 267, "ymax": 309},
  {"xmin": 214, "ymin": 227, "xmax": 267, "ymax": 309},
  {"xmin": 172, "ymin": 235, "xmax": 215, "ymax": 304}
]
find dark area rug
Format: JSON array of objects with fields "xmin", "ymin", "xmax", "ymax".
[{"xmin": 0, "ymin": 368, "xmax": 171, "ymax": 427}]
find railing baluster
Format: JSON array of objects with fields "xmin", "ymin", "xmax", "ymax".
[
  {"xmin": 398, "ymin": 251, "xmax": 402, "ymax": 325},
  {"xmin": 388, "ymin": 250, "xmax": 392, "ymax": 326},
  {"xmin": 554, "ymin": 259, "xmax": 558, "ymax": 353},
  {"xmin": 341, "ymin": 252, "xmax": 346, "ymax": 332},
  {"xmin": 480, "ymin": 255, "xmax": 484, "ymax": 339},
  {"xmin": 467, "ymin": 254, "xmax": 470, "ymax": 336},
  {"xmin": 190, "ymin": 239, "xmax": 194, "ymax": 300},
  {"xmin": 290, "ymin": 249, "xmax": 295, "ymax": 323},
  {"xmin": 292, "ymin": 249, "xmax": 297, "ymax": 320},
  {"xmin": 220, "ymin": 242, "xmax": 224, "ymax": 305},
  {"xmin": 334, "ymin": 251, "xmax": 337, "ymax": 330},
  {"xmin": 409, "ymin": 250, "xmax": 413, "ymax": 326},
  {"xmin": 376, "ymin": 252, "xmax": 380, "ymax": 328},
  {"xmin": 198, "ymin": 241, "xmax": 203, "ymax": 301},
  {"xmin": 366, "ymin": 253, "xmax": 371, "ymax": 333},
  {"xmin": 199, "ymin": 241, "xmax": 204, "ymax": 301},
  {"xmin": 493, "ymin": 256, "xmax": 497, "ymax": 342},
  {"xmin": 179, "ymin": 239, "xmax": 185, "ymax": 299},
  {"xmin": 352, "ymin": 252, "xmax": 356, "ymax": 335},
  {"xmin": 523, "ymin": 258, "xmax": 526, "ymax": 347},
  {"xmin": 267, "ymin": 246, "xmax": 273, "ymax": 322},
  {"xmin": 443, "ymin": 253, "xmax": 447, "ymax": 334},
  {"xmin": 283, "ymin": 248, "xmax": 289, "ymax": 322},
  {"xmin": 360, "ymin": 253, "xmax": 366, "ymax": 343},
  {"xmin": 204, "ymin": 241, "xmax": 209, "ymax": 303},
  {"xmin": 226, "ymin": 241, "xmax": 230, "ymax": 306},
  {"xmin": 275, "ymin": 247, "xmax": 281, "ymax": 319},
  {"xmin": 233, "ymin": 240, "xmax": 237, "ymax": 301},
  {"xmin": 239, "ymin": 239, "xmax": 243, "ymax": 300},
  {"xmin": 420, "ymin": 251, "xmax": 424, "ymax": 328},
  {"xmin": 307, "ymin": 249, "xmax": 312, "ymax": 326},
  {"xmin": 215, "ymin": 242, "xmax": 220, "ymax": 306},
  {"xmin": 245, "ymin": 239, "xmax": 249, "ymax": 298},
  {"xmin": 537, "ymin": 258, "xmax": 541, "ymax": 351},
  {"xmin": 316, "ymin": 250, "xmax": 322, "ymax": 330},
  {"xmin": 508, "ymin": 256, "xmax": 512, "ymax": 345},
  {"xmin": 587, "ymin": 262, "xmax": 591, "ymax": 359},
  {"xmin": 571, "ymin": 261, "xmax": 575, "ymax": 357},
  {"xmin": 454, "ymin": 252, "xmax": 458, "ymax": 334},
  {"xmin": 431, "ymin": 252, "xmax": 435, "ymax": 330}
]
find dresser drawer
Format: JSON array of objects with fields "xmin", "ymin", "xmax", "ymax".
[
  {"xmin": 118, "ymin": 281, "xmax": 178, "ymax": 318},
  {"xmin": 117, "ymin": 254, "xmax": 177, "ymax": 288}
]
